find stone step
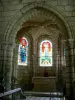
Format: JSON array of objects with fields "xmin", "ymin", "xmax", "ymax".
[{"xmin": 18, "ymin": 96, "xmax": 65, "ymax": 100}]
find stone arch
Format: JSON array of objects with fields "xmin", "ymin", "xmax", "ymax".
[
  {"xmin": 3, "ymin": 2, "xmax": 73, "ymax": 91},
  {"xmin": 4, "ymin": 2, "xmax": 73, "ymax": 43}
]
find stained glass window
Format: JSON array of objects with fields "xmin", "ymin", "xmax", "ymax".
[
  {"xmin": 40, "ymin": 40, "xmax": 52, "ymax": 66},
  {"xmin": 18, "ymin": 37, "xmax": 28, "ymax": 65}
]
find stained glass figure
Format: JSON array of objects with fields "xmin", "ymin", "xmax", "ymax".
[
  {"xmin": 40, "ymin": 40, "xmax": 52, "ymax": 66},
  {"xmin": 18, "ymin": 37, "xmax": 28, "ymax": 65}
]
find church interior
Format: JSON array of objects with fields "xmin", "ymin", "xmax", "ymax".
[{"xmin": 0, "ymin": 0, "xmax": 75, "ymax": 100}]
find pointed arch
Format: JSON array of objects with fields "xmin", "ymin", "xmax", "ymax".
[{"xmin": 4, "ymin": 2, "xmax": 73, "ymax": 43}]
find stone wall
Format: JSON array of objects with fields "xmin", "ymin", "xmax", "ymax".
[
  {"xmin": 0, "ymin": 0, "xmax": 75, "ymax": 41},
  {"xmin": 0, "ymin": 0, "xmax": 75, "ymax": 99}
]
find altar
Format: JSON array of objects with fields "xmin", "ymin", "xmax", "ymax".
[{"xmin": 32, "ymin": 77, "xmax": 56, "ymax": 92}]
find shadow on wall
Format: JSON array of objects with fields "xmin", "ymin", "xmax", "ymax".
[
  {"xmin": 18, "ymin": 77, "xmax": 34, "ymax": 91},
  {"xmin": 35, "ymin": 67, "xmax": 56, "ymax": 77}
]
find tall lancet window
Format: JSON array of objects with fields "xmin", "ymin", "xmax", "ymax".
[
  {"xmin": 18, "ymin": 37, "xmax": 28, "ymax": 66},
  {"xmin": 40, "ymin": 40, "xmax": 52, "ymax": 66}
]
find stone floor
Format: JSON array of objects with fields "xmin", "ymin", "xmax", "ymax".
[
  {"xmin": 18, "ymin": 96, "xmax": 65, "ymax": 100},
  {"xmin": 14, "ymin": 91, "xmax": 65, "ymax": 100}
]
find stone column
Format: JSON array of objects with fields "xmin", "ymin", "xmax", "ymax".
[
  {"xmin": 4, "ymin": 42, "xmax": 14, "ymax": 91},
  {"xmin": 61, "ymin": 39, "xmax": 72, "ymax": 99},
  {"xmin": 65, "ymin": 40, "xmax": 73, "ymax": 100},
  {"xmin": 68, "ymin": 39, "xmax": 75, "ymax": 100},
  {"xmin": 0, "ymin": 43, "xmax": 5, "ymax": 86}
]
